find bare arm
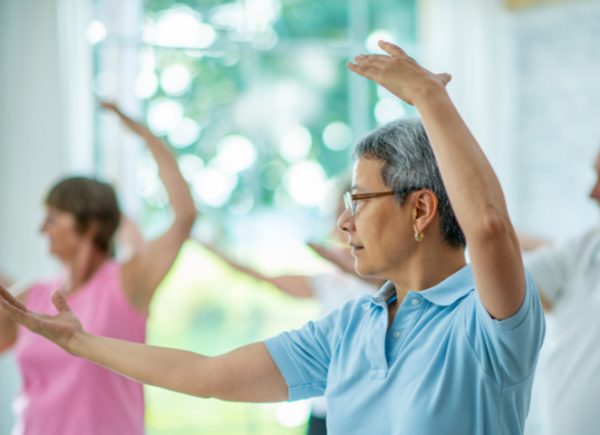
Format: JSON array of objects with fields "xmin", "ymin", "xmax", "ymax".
[
  {"xmin": 307, "ymin": 243, "xmax": 386, "ymax": 287},
  {"xmin": 349, "ymin": 42, "xmax": 525, "ymax": 320},
  {"xmin": 101, "ymin": 103, "xmax": 197, "ymax": 313},
  {"xmin": 0, "ymin": 286, "xmax": 288, "ymax": 402},
  {"xmin": 202, "ymin": 243, "xmax": 313, "ymax": 298},
  {"xmin": 517, "ymin": 232, "xmax": 549, "ymax": 252}
]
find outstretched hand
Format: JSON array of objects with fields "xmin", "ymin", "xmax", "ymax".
[
  {"xmin": 0, "ymin": 286, "xmax": 83, "ymax": 355},
  {"xmin": 347, "ymin": 41, "xmax": 451, "ymax": 106}
]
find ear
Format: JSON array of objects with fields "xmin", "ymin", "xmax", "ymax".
[
  {"xmin": 83, "ymin": 221, "xmax": 100, "ymax": 242},
  {"xmin": 411, "ymin": 190, "xmax": 438, "ymax": 234}
]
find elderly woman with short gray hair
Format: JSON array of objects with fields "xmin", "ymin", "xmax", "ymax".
[{"xmin": 0, "ymin": 41, "xmax": 544, "ymax": 435}]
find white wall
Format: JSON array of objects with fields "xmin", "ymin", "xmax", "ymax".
[{"xmin": 0, "ymin": 1, "xmax": 93, "ymax": 433}]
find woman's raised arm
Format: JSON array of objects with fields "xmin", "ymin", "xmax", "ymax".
[
  {"xmin": 348, "ymin": 42, "xmax": 525, "ymax": 320},
  {"xmin": 101, "ymin": 103, "xmax": 197, "ymax": 313},
  {"xmin": 201, "ymin": 243, "xmax": 314, "ymax": 298}
]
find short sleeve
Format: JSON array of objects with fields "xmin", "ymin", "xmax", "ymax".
[
  {"xmin": 264, "ymin": 298, "xmax": 359, "ymax": 401},
  {"xmin": 466, "ymin": 270, "xmax": 546, "ymax": 387},
  {"xmin": 523, "ymin": 232, "xmax": 591, "ymax": 303}
]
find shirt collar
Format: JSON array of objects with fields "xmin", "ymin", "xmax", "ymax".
[{"xmin": 366, "ymin": 264, "xmax": 474, "ymax": 309}]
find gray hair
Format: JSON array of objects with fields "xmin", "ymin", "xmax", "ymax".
[{"xmin": 353, "ymin": 117, "xmax": 465, "ymax": 248}]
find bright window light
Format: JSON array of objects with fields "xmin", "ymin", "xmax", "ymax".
[
  {"xmin": 374, "ymin": 99, "xmax": 405, "ymax": 125},
  {"xmin": 134, "ymin": 71, "xmax": 159, "ymax": 99},
  {"xmin": 86, "ymin": 21, "xmax": 107, "ymax": 44},
  {"xmin": 169, "ymin": 118, "xmax": 201, "ymax": 148},
  {"xmin": 155, "ymin": 7, "xmax": 216, "ymax": 49},
  {"xmin": 274, "ymin": 400, "xmax": 311, "ymax": 428},
  {"xmin": 322, "ymin": 122, "xmax": 352, "ymax": 151},
  {"xmin": 147, "ymin": 99, "xmax": 184, "ymax": 135},
  {"xmin": 215, "ymin": 135, "xmax": 257, "ymax": 174},
  {"xmin": 161, "ymin": 64, "xmax": 192, "ymax": 96},
  {"xmin": 280, "ymin": 125, "xmax": 312, "ymax": 162},
  {"xmin": 365, "ymin": 30, "xmax": 395, "ymax": 54},
  {"xmin": 177, "ymin": 154, "xmax": 204, "ymax": 183},
  {"xmin": 284, "ymin": 161, "xmax": 328, "ymax": 207},
  {"xmin": 192, "ymin": 168, "xmax": 238, "ymax": 207}
]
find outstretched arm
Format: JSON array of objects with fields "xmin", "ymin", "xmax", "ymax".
[
  {"xmin": 0, "ymin": 286, "xmax": 288, "ymax": 402},
  {"xmin": 201, "ymin": 243, "xmax": 314, "ymax": 298},
  {"xmin": 101, "ymin": 103, "xmax": 197, "ymax": 313},
  {"xmin": 348, "ymin": 42, "xmax": 525, "ymax": 320},
  {"xmin": 307, "ymin": 243, "xmax": 386, "ymax": 287}
]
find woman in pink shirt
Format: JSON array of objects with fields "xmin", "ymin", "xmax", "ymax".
[{"xmin": 0, "ymin": 103, "xmax": 196, "ymax": 435}]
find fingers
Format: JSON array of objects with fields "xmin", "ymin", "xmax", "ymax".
[
  {"xmin": 0, "ymin": 285, "xmax": 27, "ymax": 311},
  {"xmin": 346, "ymin": 62, "xmax": 378, "ymax": 80},
  {"xmin": 51, "ymin": 291, "xmax": 72, "ymax": 314},
  {"xmin": 354, "ymin": 55, "xmax": 388, "ymax": 69},
  {"xmin": 438, "ymin": 73, "xmax": 452, "ymax": 86},
  {"xmin": 0, "ymin": 297, "xmax": 29, "ymax": 324},
  {"xmin": 378, "ymin": 40, "xmax": 407, "ymax": 58}
]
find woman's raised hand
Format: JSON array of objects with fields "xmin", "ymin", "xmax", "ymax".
[
  {"xmin": 347, "ymin": 41, "xmax": 451, "ymax": 106},
  {"xmin": 100, "ymin": 102, "xmax": 151, "ymax": 138},
  {"xmin": 0, "ymin": 286, "xmax": 83, "ymax": 355}
]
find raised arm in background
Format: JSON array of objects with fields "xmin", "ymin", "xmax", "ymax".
[
  {"xmin": 517, "ymin": 232, "xmax": 549, "ymax": 252},
  {"xmin": 348, "ymin": 42, "xmax": 525, "ymax": 320},
  {"xmin": 307, "ymin": 243, "xmax": 386, "ymax": 287},
  {"xmin": 201, "ymin": 243, "xmax": 314, "ymax": 298},
  {"xmin": 101, "ymin": 103, "xmax": 197, "ymax": 313}
]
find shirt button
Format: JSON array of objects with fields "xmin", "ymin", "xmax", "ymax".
[
  {"xmin": 411, "ymin": 298, "xmax": 420, "ymax": 305},
  {"xmin": 393, "ymin": 331, "xmax": 401, "ymax": 339}
]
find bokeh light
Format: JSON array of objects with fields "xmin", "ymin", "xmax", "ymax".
[
  {"xmin": 160, "ymin": 64, "xmax": 192, "ymax": 96},
  {"xmin": 134, "ymin": 71, "xmax": 159, "ymax": 99},
  {"xmin": 177, "ymin": 154, "xmax": 204, "ymax": 183},
  {"xmin": 93, "ymin": 71, "xmax": 116, "ymax": 97},
  {"xmin": 147, "ymin": 98, "xmax": 184, "ymax": 135},
  {"xmin": 227, "ymin": 187, "xmax": 255, "ymax": 215},
  {"xmin": 192, "ymin": 167, "xmax": 238, "ymax": 207},
  {"xmin": 280, "ymin": 125, "xmax": 312, "ymax": 162},
  {"xmin": 284, "ymin": 160, "xmax": 328, "ymax": 207},
  {"xmin": 323, "ymin": 122, "xmax": 353, "ymax": 151},
  {"xmin": 365, "ymin": 29, "xmax": 395, "ymax": 54},
  {"xmin": 215, "ymin": 135, "xmax": 257, "ymax": 174},
  {"xmin": 86, "ymin": 21, "xmax": 106, "ymax": 44},
  {"xmin": 375, "ymin": 99, "xmax": 405, "ymax": 125},
  {"xmin": 168, "ymin": 118, "xmax": 201, "ymax": 148},
  {"xmin": 153, "ymin": 7, "xmax": 216, "ymax": 49},
  {"xmin": 274, "ymin": 401, "xmax": 311, "ymax": 428}
]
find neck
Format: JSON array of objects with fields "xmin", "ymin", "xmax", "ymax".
[
  {"xmin": 61, "ymin": 248, "xmax": 109, "ymax": 294},
  {"xmin": 386, "ymin": 242, "xmax": 466, "ymax": 302}
]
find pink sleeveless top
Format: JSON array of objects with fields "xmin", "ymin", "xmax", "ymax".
[{"xmin": 12, "ymin": 260, "xmax": 147, "ymax": 435}]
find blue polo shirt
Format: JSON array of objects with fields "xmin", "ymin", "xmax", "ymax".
[{"xmin": 264, "ymin": 265, "xmax": 545, "ymax": 435}]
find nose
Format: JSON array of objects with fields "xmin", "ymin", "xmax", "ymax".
[{"xmin": 337, "ymin": 208, "xmax": 353, "ymax": 234}]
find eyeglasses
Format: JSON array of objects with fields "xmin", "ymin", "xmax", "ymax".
[{"xmin": 343, "ymin": 187, "xmax": 420, "ymax": 217}]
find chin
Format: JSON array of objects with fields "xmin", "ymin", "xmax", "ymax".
[{"xmin": 354, "ymin": 261, "xmax": 375, "ymax": 278}]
